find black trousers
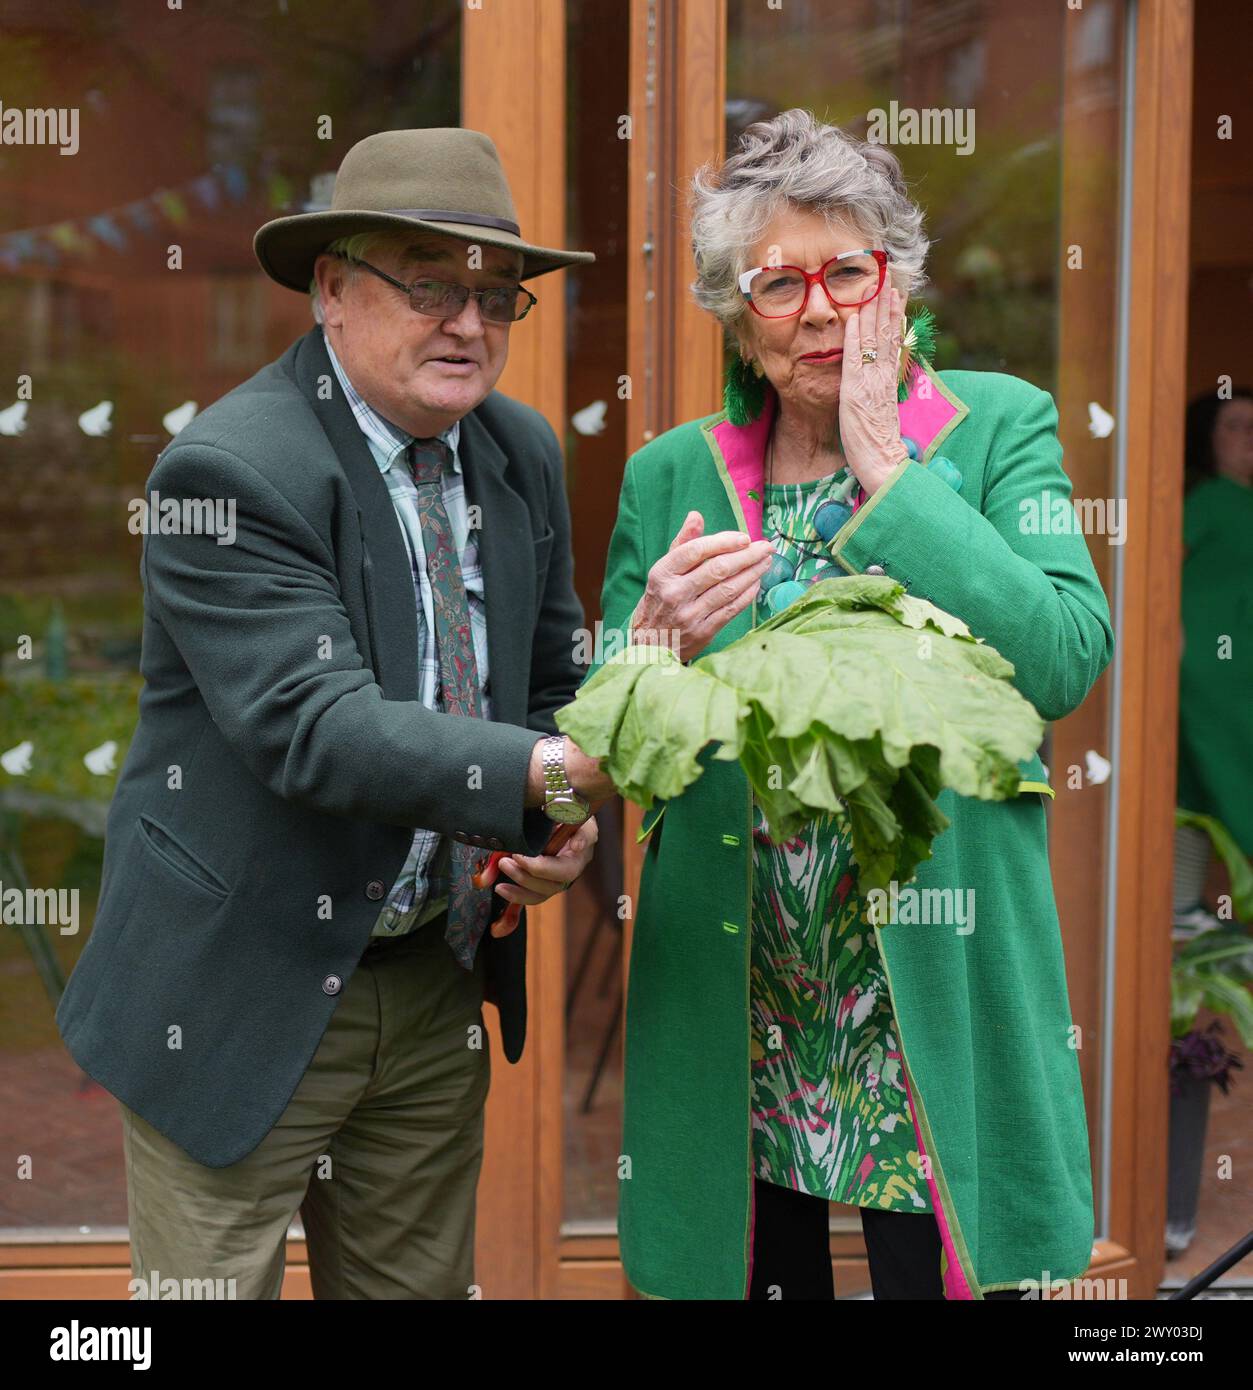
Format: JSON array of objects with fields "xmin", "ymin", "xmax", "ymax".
[{"xmin": 748, "ymin": 1178, "xmax": 1026, "ymax": 1300}]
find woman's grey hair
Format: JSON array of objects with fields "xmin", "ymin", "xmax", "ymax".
[{"xmin": 689, "ymin": 108, "xmax": 930, "ymax": 340}]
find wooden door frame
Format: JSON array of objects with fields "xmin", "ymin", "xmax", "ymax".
[
  {"xmin": 462, "ymin": 0, "xmax": 570, "ymax": 1301},
  {"xmin": 1102, "ymin": 0, "xmax": 1194, "ymax": 1299}
]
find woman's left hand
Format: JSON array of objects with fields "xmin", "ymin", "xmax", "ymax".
[
  {"xmin": 493, "ymin": 814, "xmax": 600, "ymax": 905},
  {"xmin": 839, "ymin": 285, "xmax": 907, "ymax": 496}
]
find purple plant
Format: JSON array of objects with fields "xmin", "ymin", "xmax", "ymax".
[{"xmin": 1169, "ymin": 1020, "xmax": 1245, "ymax": 1097}]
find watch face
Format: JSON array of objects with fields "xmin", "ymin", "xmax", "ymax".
[{"xmin": 546, "ymin": 797, "xmax": 589, "ymax": 824}]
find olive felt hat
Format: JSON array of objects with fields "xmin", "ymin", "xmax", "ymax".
[{"xmin": 254, "ymin": 127, "xmax": 594, "ymax": 291}]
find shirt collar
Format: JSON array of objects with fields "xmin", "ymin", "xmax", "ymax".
[{"xmin": 321, "ymin": 329, "xmax": 462, "ymax": 475}]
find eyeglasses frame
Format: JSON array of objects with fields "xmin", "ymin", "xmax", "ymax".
[
  {"xmin": 737, "ymin": 248, "xmax": 890, "ymax": 318},
  {"xmin": 331, "ymin": 251, "xmax": 538, "ymax": 323}
]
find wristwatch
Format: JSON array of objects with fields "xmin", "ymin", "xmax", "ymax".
[{"xmin": 540, "ymin": 734, "xmax": 591, "ymax": 824}]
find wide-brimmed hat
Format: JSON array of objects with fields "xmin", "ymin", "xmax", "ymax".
[{"xmin": 254, "ymin": 127, "xmax": 594, "ymax": 291}]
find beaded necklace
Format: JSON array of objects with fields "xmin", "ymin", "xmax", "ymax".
[{"xmin": 761, "ymin": 427, "xmax": 864, "ymax": 577}]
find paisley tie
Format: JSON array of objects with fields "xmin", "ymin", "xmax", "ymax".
[{"xmin": 408, "ymin": 438, "xmax": 496, "ymax": 969}]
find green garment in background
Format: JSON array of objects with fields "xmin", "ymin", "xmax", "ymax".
[{"xmin": 1177, "ymin": 475, "xmax": 1253, "ymax": 857}]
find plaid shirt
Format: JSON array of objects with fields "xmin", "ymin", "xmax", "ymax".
[{"xmin": 323, "ymin": 332, "xmax": 491, "ymax": 937}]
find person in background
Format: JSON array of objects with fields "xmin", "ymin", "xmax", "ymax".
[{"xmin": 1172, "ymin": 388, "xmax": 1253, "ymax": 937}]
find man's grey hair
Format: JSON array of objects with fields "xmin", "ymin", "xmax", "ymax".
[
  {"xmin": 308, "ymin": 229, "xmax": 413, "ymax": 323},
  {"xmin": 689, "ymin": 108, "xmax": 930, "ymax": 341}
]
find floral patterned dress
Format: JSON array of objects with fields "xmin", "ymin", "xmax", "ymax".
[{"xmin": 749, "ymin": 467, "xmax": 932, "ymax": 1212}]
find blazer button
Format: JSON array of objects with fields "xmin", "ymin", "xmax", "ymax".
[
  {"xmin": 452, "ymin": 831, "xmax": 470, "ymax": 844},
  {"xmin": 365, "ymin": 880, "xmax": 385, "ymax": 900},
  {"xmin": 323, "ymin": 974, "xmax": 342, "ymax": 995},
  {"xmin": 487, "ymin": 837, "xmax": 504, "ymax": 850},
  {"xmin": 865, "ymin": 564, "xmax": 886, "ymax": 576}
]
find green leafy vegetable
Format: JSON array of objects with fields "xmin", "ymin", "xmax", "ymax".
[{"xmin": 556, "ymin": 576, "xmax": 1044, "ymax": 891}]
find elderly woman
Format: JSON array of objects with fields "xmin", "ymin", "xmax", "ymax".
[{"xmin": 573, "ymin": 110, "xmax": 1114, "ymax": 1300}]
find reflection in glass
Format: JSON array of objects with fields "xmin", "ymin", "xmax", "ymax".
[{"xmin": 0, "ymin": 0, "xmax": 461, "ymax": 1235}]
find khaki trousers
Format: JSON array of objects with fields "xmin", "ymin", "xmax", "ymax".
[{"xmin": 119, "ymin": 919, "xmax": 490, "ymax": 1299}]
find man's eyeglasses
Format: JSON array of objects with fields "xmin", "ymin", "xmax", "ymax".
[
  {"xmin": 334, "ymin": 252, "xmax": 537, "ymax": 323},
  {"xmin": 737, "ymin": 249, "xmax": 889, "ymax": 319}
]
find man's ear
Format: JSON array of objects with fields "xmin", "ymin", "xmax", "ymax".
[{"xmin": 314, "ymin": 253, "xmax": 349, "ymax": 327}]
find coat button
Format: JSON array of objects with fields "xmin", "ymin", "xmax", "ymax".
[
  {"xmin": 487, "ymin": 837, "xmax": 504, "ymax": 850},
  {"xmin": 865, "ymin": 564, "xmax": 886, "ymax": 576},
  {"xmin": 365, "ymin": 880, "xmax": 385, "ymax": 900},
  {"xmin": 322, "ymin": 974, "xmax": 342, "ymax": 995},
  {"xmin": 453, "ymin": 831, "xmax": 470, "ymax": 844}
]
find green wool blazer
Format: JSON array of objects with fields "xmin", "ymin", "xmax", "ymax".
[
  {"xmin": 584, "ymin": 365, "xmax": 1115, "ymax": 1300},
  {"xmin": 56, "ymin": 326, "xmax": 585, "ymax": 1167}
]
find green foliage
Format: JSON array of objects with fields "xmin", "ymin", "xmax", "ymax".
[
  {"xmin": 1174, "ymin": 808, "xmax": 1253, "ymax": 923},
  {"xmin": 0, "ymin": 675, "xmax": 140, "ymax": 802},
  {"xmin": 558, "ymin": 576, "xmax": 1043, "ymax": 893},
  {"xmin": 1170, "ymin": 930, "xmax": 1253, "ymax": 1047}
]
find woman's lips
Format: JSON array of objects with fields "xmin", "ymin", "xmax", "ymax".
[{"xmin": 801, "ymin": 348, "xmax": 843, "ymax": 361}]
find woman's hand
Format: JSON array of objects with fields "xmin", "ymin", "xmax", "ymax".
[
  {"xmin": 629, "ymin": 512, "xmax": 774, "ymax": 663},
  {"xmin": 493, "ymin": 813, "xmax": 599, "ymax": 905},
  {"xmin": 839, "ymin": 285, "xmax": 908, "ymax": 496}
]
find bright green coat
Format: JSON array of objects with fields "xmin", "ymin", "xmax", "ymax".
[{"xmin": 584, "ymin": 366, "xmax": 1115, "ymax": 1299}]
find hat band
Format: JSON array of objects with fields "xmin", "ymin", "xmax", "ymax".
[{"xmin": 384, "ymin": 208, "xmax": 521, "ymax": 236}]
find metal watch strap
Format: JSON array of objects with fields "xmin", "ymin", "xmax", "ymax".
[{"xmin": 541, "ymin": 734, "xmax": 573, "ymax": 798}]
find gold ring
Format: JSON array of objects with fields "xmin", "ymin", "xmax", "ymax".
[{"xmin": 861, "ymin": 348, "xmax": 878, "ymax": 363}]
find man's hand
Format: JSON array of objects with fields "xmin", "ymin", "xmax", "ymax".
[{"xmin": 493, "ymin": 814, "xmax": 599, "ymax": 905}]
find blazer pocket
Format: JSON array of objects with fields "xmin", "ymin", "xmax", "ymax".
[{"xmin": 137, "ymin": 814, "xmax": 231, "ymax": 900}]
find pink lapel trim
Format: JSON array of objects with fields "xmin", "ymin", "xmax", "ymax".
[
  {"xmin": 898, "ymin": 1055, "xmax": 976, "ymax": 1300},
  {"xmin": 706, "ymin": 365, "xmax": 962, "ymax": 538},
  {"xmin": 708, "ymin": 389, "xmax": 777, "ymax": 542},
  {"xmin": 898, "ymin": 362, "xmax": 961, "ymax": 460}
]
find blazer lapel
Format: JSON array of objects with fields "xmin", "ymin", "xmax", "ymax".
[
  {"xmin": 292, "ymin": 330, "xmax": 537, "ymax": 723},
  {"xmin": 457, "ymin": 408, "xmax": 537, "ymax": 728},
  {"xmin": 293, "ymin": 328, "xmax": 420, "ymax": 701}
]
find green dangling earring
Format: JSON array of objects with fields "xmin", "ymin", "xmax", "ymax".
[
  {"xmin": 723, "ymin": 352, "xmax": 767, "ymax": 426},
  {"xmin": 897, "ymin": 305, "xmax": 938, "ymax": 402}
]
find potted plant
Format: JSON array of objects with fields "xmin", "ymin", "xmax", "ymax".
[{"xmin": 1165, "ymin": 810, "xmax": 1253, "ymax": 1257}]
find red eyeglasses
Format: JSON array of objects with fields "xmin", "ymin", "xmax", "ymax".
[{"xmin": 738, "ymin": 249, "xmax": 889, "ymax": 319}]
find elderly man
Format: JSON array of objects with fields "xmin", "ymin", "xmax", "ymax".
[{"xmin": 56, "ymin": 128, "xmax": 615, "ymax": 1299}]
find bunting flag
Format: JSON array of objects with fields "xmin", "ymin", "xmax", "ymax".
[
  {"xmin": 87, "ymin": 214, "xmax": 128, "ymax": 252},
  {"xmin": 0, "ymin": 162, "xmax": 253, "ymax": 268}
]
